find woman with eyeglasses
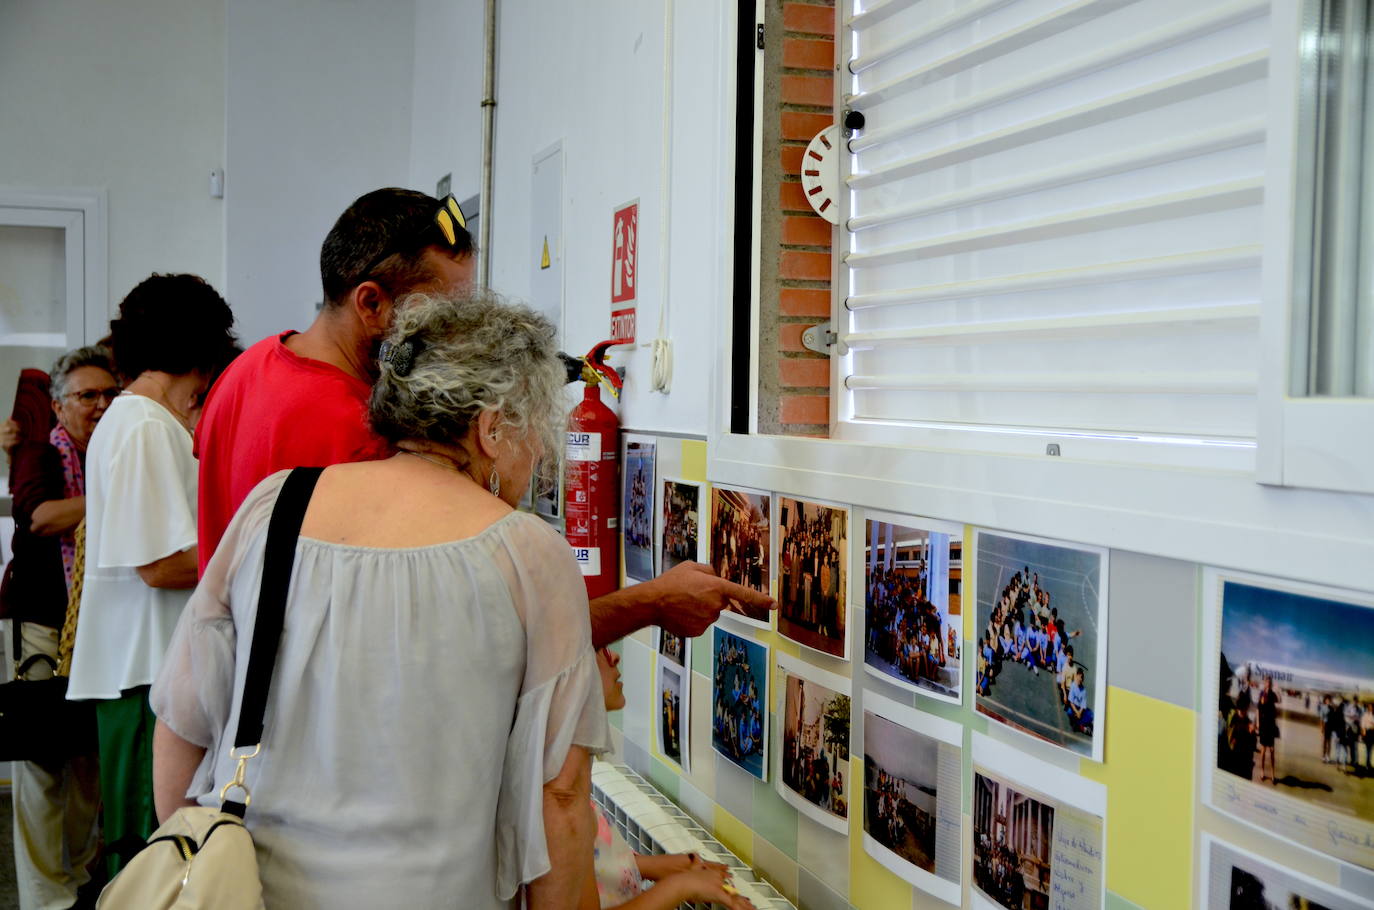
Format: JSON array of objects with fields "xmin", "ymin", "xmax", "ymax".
[
  {"xmin": 66, "ymin": 273, "xmax": 239, "ymax": 878},
  {"xmin": 0, "ymin": 345, "xmax": 117, "ymax": 908}
]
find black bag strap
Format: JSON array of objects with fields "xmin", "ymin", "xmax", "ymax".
[{"xmin": 232, "ymin": 467, "xmax": 324, "ymax": 750}]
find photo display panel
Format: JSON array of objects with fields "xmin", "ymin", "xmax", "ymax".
[
  {"xmin": 861, "ymin": 690, "xmax": 963, "ymax": 905},
  {"xmin": 711, "ymin": 625, "xmax": 770, "ymax": 781},
  {"xmin": 710, "ymin": 484, "xmax": 774, "ymax": 629},
  {"xmin": 775, "ymin": 653, "xmax": 852, "ymax": 833},
  {"xmin": 863, "ymin": 511, "xmax": 965, "ymax": 706},
  {"xmin": 776, "ymin": 496, "xmax": 851, "ymax": 659},
  {"xmin": 973, "ymin": 530, "xmax": 1109, "ymax": 761},
  {"xmin": 971, "ymin": 733, "xmax": 1107, "ymax": 910},
  {"xmin": 1201, "ymin": 835, "xmax": 1374, "ymax": 909},
  {"xmin": 1203, "ymin": 568, "xmax": 1374, "ymax": 869},
  {"xmin": 621, "ymin": 436, "xmax": 657, "ymax": 583}
]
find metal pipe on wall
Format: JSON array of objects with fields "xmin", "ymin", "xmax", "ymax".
[{"xmin": 479, "ymin": 0, "xmax": 497, "ymax": 287}]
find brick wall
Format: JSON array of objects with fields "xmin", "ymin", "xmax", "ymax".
[{"xmin": 757, "ymin": 0, "xmax": 836, "ymax": 437}]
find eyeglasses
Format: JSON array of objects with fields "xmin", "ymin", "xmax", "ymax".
[
  {"xmin": 65, "ymin": 387, "xmax": 121, "ymax": 405},
  {"xmin": 358, "ymin": 195, "xmax": 469, "ymax": 286}
]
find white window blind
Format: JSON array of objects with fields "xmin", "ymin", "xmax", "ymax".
[{"xmin": 839, "ymin": 0, "xmax": 1271, "ymax": 447}]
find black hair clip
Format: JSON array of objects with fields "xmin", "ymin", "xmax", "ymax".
[{"xmin": 380, "ymin": 336, "xmax": 424, "ymax": 376}]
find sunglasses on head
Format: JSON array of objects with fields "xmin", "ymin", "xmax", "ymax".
[{"xmin": 358, "ymin": 195, "xmax": 469, "ymax": 285}]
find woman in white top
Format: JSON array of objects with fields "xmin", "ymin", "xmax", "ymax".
[
  {"xmin": 151, "ymin": 292, "xmax": 610, "ymax": 908},
  {"xmin": 67, "ymin": 273, "xmax": 238, "ymax": 875}
]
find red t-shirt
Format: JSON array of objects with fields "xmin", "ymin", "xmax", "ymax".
[{"xmin": 195, "ymin": 332, "xmax": 392, "ymax": 573}]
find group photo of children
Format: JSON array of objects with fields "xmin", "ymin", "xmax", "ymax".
[
  {"xmin": 710, "ymin": 487, "xmax": 772, "ymax": 624},
  {"xmin": 661, "ymin": 479, "xmax": 701, "ymax": 572},
  {"xmin": 864, "ymin": 519, "xmax": 962, "ymax": 701},
  {"xmin": 712, "ymin": 628, "xmax": 769, "ymax": 780},
  {"xmin": 779, "ymin": 668, "xmax": 850, "ymax": 830},
  {"xmin": 777, "ymin": 497, "xmax": 848, "ymax": 658},
  {"xmin": 621, "ymin": 439, "xmax": 656, "ymax": 581},
  {"xmin": 975, "ymin": 532, "xmax": 1106, "ymax": 759}
]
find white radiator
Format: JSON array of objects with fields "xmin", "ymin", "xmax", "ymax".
[{"xmin": 590, "ymin": 761, "xmax": 796, "ymax": 909}]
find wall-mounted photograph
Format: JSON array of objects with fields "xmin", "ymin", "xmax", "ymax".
[
  {"xmin": 658, "ymin": 629, "xmax": 687, "ymax": 668},
  {"xmin": 660, "ymin": 478, "xmax": 703, "ymax": 574},
  {"xmin": 971, "ymin": 733, "xmax": 1106, "ymax": 910},
  {"xmin": 777, "ymin": 496, "xmax": 850, "ymax": 659},
  {"xmin": 777, "ymin": 653, "xmax": 851, "ymax": 833},
  {"xmin": 621, "ymin": 436, "xmax": 657, "ymax": 583},
  {"xmin": 1204, "ymin": 569, "xmax": 1374, "ymax": 870},
  {"xmin": 864, "ymin": 512, "xmax": 963, "ymax": 705},
  {"xmin": 711, "ymin": 626, "xmax": 769, "ymax": 781},
  {"xmin": 710, "ymin": 485, "xmax": 773, "ymax": 629},
  {"xmin": 862, "ymin": 691, "xmax": 963, "ymax": 905},
  {"xmin": 655, "ymin": 627, "xmax": 690, "ymax": 772},
  {"xmin": 974, "ymin": 530, "xmax": 1109, "ymax": 761},
  {"xmin": 1201, "ymin": 835, "xmax": 1374, "ymax": 909},
  {"xmin": 658, "ymin": 660, "xmax": 686, "ymax": 769}
]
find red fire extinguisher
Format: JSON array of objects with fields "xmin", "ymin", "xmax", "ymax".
[{"xmin": 563, "ymin": 340, "xmax": 627, "ymax": 600}]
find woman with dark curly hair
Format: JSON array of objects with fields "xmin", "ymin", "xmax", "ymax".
[{"xmin": 67, "ymin": 273, "xmax": 238, "ymax": 874}]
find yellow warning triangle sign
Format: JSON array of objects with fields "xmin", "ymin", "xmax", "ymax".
[{"xmin": 540, "ymin": 236, "xmax": 551, "ymax": 270}]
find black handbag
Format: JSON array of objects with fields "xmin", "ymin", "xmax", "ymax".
[{"xmin": 0, "ymin": 622, "xmax": 98, "ymax": 763}]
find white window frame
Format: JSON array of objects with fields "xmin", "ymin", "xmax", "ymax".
[
  {"xmin": 1257, "ymin": 0, "xmax": 1374, "ymax": 495},
  {"xmin": 0, "ymin": 186, "xmax": 108, "ymax": 346},
  {"xmin": 708, "ymin": 0, "xmax": 1374, "ymax": 596}
]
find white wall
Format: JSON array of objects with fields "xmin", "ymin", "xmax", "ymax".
[
  {"xmin": 465, "ymin": 0, "xmax": 732, "ymax": 437},
  {"xmin": 225, "ymin": 0, "xmax": 418, "ymax": 348},
  {"xmin": 2, "ymin": 0, "xmax": 730, "ymax": 434},
  {"xmin": 409, "ymin": 0, "xmax": 485, "ymax": 204},
  {"xmin": 0, "ymin": 0, "xmax": 227, "ymax": 321}
]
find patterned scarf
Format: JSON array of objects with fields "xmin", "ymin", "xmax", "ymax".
[{"xmin": 49, "ymin": 423, "xmax": 84, "ymax": 592}]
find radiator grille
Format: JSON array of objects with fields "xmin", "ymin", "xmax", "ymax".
[{"xmin": 590, "ymin": 761, "xmax": 796, "ymax": 909}]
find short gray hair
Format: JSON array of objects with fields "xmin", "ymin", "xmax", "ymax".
[
  {"xmin": 50, "ymin": 345, "xmax": 116, "ymax": 400},
  {"xmin": 369, "ymin": 291, "xmax": 565, "ymax": 481}
]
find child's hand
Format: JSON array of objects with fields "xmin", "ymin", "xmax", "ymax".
[
  {"xmin": 636, "ymin": 851, "xmax": 730, "ymax": 881},
  {"xmin": 687, "ymin": 853, "xmax": 730, "ymax": 876},
  {"xmin": 665, "ymin": 870, "xmax": 755, "ymax": 910}
]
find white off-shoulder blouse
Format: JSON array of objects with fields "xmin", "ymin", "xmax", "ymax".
[{"xmin": 150, "ymin": 470, "xmax": 610, "ymax": 909}]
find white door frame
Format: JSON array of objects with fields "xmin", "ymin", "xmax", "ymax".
[{"xmin": 0, "ymin": 186, "xmax": 108, "ymax": 345}]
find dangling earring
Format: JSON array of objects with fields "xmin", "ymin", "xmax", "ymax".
[{"xmin": 488, "ymin": 468, "xmax": 501, "ymax": 498}]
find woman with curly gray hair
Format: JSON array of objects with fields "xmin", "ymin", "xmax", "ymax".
[{"xmin": 149, "ymin": 292, "xmax": 610, "ymax": 909}]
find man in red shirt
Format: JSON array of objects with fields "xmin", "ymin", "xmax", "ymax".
[
  {"xmin": 196, "ymin": 188, "xmax": 472, "ymax": 572},
  {"xmin": 197, "ymin": 187, "xmax": 770, "ymax": 643}
]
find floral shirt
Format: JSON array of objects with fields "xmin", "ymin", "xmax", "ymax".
[{"xmin": 593, "ymin": 803, "xmax": 643, "ymax": 907}]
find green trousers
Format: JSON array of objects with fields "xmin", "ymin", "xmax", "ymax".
[{"xmin": 94, "ymin": 686, "xmax": 158, "ymax": 877}]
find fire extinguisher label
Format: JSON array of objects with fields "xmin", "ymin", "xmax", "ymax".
[
  {"xmin": 572, "ymin": 546, "xmax": 601, "ymax": 576},
  {"xmin": 566, "ymin": 431, "xmax": 602, "ymax": 462}
]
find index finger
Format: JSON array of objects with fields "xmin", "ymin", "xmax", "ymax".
[{"xmin": 715, "ymin": 577, "xmax": 776, "ymax": 610}]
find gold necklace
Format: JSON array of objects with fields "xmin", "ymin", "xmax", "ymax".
[{"xmin": 401, "ymin": 449, "xmax": 464, "ymax": 473}]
